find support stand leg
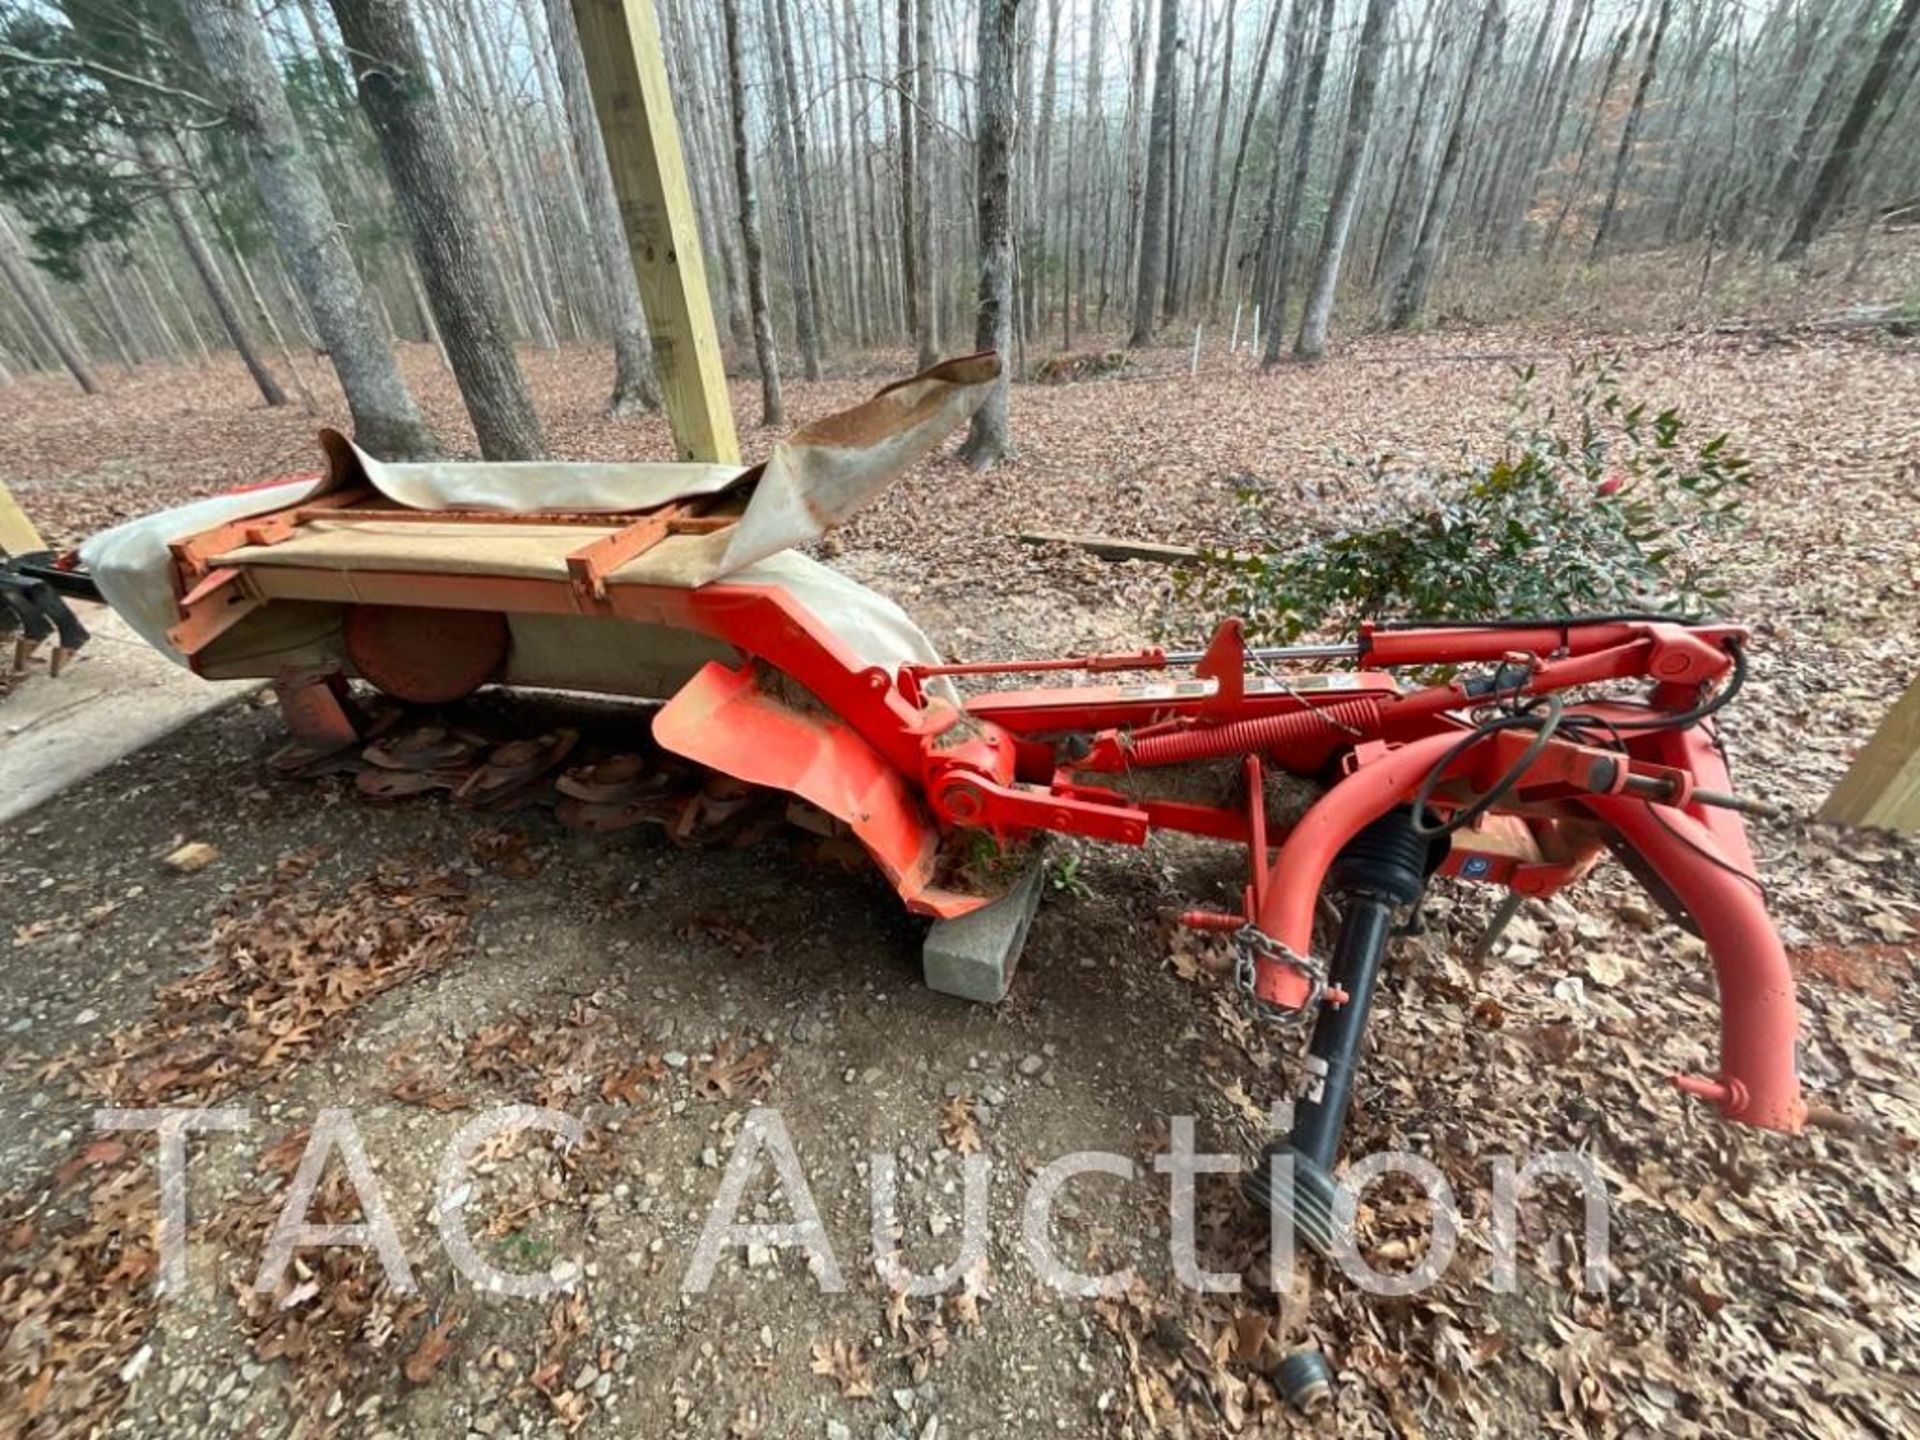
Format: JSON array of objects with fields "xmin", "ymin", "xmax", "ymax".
[{"xmin": 1244, "ymin": 808, "xmax": 1434, "ymax": 1256}]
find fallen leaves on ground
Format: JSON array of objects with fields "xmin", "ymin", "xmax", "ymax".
[
  {"xmin": 83, "ymin": 850, "xmax": 477, "ymax": 1108},
  {"xmin": 808, "ymin": 1336, "xmax": 875, "ymax": 1399},
  {"xmin": 402, "ymin": 1312, "xmax": 461, "ymax": 1384},
  {"xmin": 0, "ymin": 852, "xmax": 481, "ymax": 1439},
  {"xmin": 939, "ymin": 1093, "xmax": 983, "ymax": 1155}
]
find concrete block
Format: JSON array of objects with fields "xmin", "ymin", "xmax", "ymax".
[{"xmin": 922, "ymin": 857, "xmax": 1047, "ymax": 1003}]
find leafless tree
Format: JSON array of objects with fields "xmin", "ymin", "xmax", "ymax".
[
  {"xmin": 6, "ymin": 0, "xmax": 1919, "ymax": 393},
  {"xmin": 720, "ymin": 0, "xmax": 782, "ymax": 427},
  {"xmin": 178, "ymin": 0, "xmax": 435, "ymax": 457},
  {"xmin": 1129, "ymin": 0, "xmax": 1177, "ymax": 347},
  {"xmin": 328, "ymin": 0, "xmax": 546, "ymax": 459},
  {"xmin": 961, "ymin": 0, "xmax": 1020, "ymax": 467}
]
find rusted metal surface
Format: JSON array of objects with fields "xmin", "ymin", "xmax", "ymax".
[
  {"xmin": 343, "ymin": 605, "xmax": 510, "ymax": 704},
  {"xmin": 454, "ymin": 730, "xmax": 579, "ymax": 810},
  {"xmin": 270, "ymin": 668, "xmax": 366, "ymax": 752},
  {"xmin": 564, "ymin": 500, "xmax": 701, "ymax": 604},
  {"xmin": 162, "ymin": 568, "xmax": 262, "ymax": 656}
]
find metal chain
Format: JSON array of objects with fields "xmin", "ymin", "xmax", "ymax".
[{"xmin": 1232, "ymin": 924, "xmax": 1328, "ymax": 1030}]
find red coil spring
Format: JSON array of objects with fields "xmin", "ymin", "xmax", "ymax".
[{"xmin": 1123, "ymin": 697, "xmax": 1382, "ymax": 766}]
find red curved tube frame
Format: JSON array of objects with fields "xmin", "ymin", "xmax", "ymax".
[
  {"xmin": 1251, "ymin": 734, "xmax": 1804, "ymax": 1134},
  {"xmin": 1250, "ymin": 733, "xmax": 1467, "ymax": 1012},
  {"xmin": 1583, "ymin": 795, "xmax": 1804, "ymax": 1133}
]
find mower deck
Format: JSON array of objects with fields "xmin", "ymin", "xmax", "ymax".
[{"xmin": 72, "ymin": 353, "xmax": 1811, "ymax": 1250}]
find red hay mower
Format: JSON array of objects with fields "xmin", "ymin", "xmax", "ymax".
[{"xmin": 62, "ymin": 352, "xmax": 1806, "ymax": 1259}]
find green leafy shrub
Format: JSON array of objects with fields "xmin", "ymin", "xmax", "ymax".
[{"xmin": 1183, "ymin": 356, "xmax": 1753, "ymax": 643}]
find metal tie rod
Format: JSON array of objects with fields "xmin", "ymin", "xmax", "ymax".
[{"xmin": 1161, "ymin": 642, "xmax": 1364, "ymax": 666}]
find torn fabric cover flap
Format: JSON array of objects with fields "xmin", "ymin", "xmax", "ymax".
[
  {"xmin": 313, "ymin": 350, "xmax": 999, "ymax": 583},
  {"xmin": 717, "ymin": 352, "xmax": 1000, "ymax": 574},
  {"xmin": 316, "ymin": 434, "xmax": 749, "ymax": 515},
  {"xmin": 81, "ymin": 352, "xmax": 999, "ymax": 670},
  {"xmin": 315, "ymin": 351, "xmax": 998, "ymax": 554}
]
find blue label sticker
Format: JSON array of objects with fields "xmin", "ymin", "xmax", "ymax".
[{"xmin": 1461, "ymin": 855, "xmax": 1493, "ymax": 878}]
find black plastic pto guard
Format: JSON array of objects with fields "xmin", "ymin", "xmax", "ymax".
[{"xmin": 1244, "ymin": 808, "xmax": 1439, "ymax": 1258}]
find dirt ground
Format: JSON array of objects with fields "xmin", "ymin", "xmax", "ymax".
[{"xmin": 2, "ymin": 324, "xmax": 1919, "ymax": 1440}]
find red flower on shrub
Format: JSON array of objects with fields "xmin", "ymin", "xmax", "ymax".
[{"xmin": 1596, "ymin": 473, "xmax": 1625, "ymax": 497}]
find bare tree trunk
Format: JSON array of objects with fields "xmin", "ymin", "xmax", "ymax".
[
  {"xmin": 1383, "ymin": 0, "xmax": 1502, "ymax": 329},
  {"xmin": 1476, "ymin": 0, "xmax": 1558, "ymax": 257},
  {"xmin": 1542, "ymin": 6, "xmax": 1639, "ymax": 259},
  {"xmin": 1294, "ymin": 0, "xmax": 1394, "ymax": 360},
  {"xmin": 401, "ymin": 251, "xmax": 449, "ymax": 364},
  {"xmin": 509, "ymin": 0, "xmax": 592, "ymax": 341},
  {"xmin": 1590, "ymin": 0, "xmax": 1674, "ymax": 259},
  {"xmin": 1129, "ymin": 0, "xmax": 1178, "ymax": 346},
  {"xmin": 962, "ymin": 0, "xmax": 1020, "ymax": 469},
  {"xmin": 1197, "ymin": 0, "xmax": 1236, "ymax": 317},
  {"xmin": 1778, "ymin": 0, "xmax": 1920, "ymax": 260},
  {"xmin": 912, "ymin": 0, "xmax": 938, "ymax": 367},
  {"xmin": 1505, "ymin": 0, "xmax": 1591, "ymax": 255},
  {"xmin": 1118, "ymin": 0, "xmax": 1149, "ymax": 304},
  {"xmin": 135, "ymin": 135, "xmax": 290, "ymax": 407},
  {"xmin": 201, "ymin": 199, "xmax": 320, "ymax": 410},
  {"xmin": 1211, "ymin": 0, "xmax": 1286, "ymax": 312},
  {"xmin": 1009, "ymin": 0, "xmax": 1035, "ymax": 348},
  {"xmin": 122, "ymin": 242, "xmax": 187, "ymax": 361},
  {"xmin": 832, "ymin": 0, "xmax": 870, "ymax": 347},
  {"xmin": 676, "ymin": 0, "xmax": 753, "ymax": 344},
  {"xmin": 433, "ymin": 0, "xmax": 556, "ymax": 349},
  {"xmin": 792, "ymin": 4, "xmax": 840, "ymax": 337},
  {"xmin": 50, "ymin": 2, "xmax": 290, "ymax": 403},
  {"xmin": 416, "ymin": 6, "xmax": 526, "ymax": 341},
  {"xmin": 0, "ymin": 214, "xmax": 99, "ymax": 394},
  {"xmin": 1159, "ymin": 27, "xmax": 1181, "ymax": 324},
  {"xmin": 1074, "ymin": 0, "xmax": 1108, "ymax": 332},
  {"xmin": 516, "ymin": 0, "xmax": 598, "ymax": 320},
  {"xmin": 1062, "ymin": 47, "xmax": 1078, "ymax": 352},
  {"xmin": 78, "ymin": 252, "xmax": 138, "ymax": 373},
  {"xmin": 1374, "ymin": 0, "xmax": 1455, "ymax": 298},
  {"xmin": 545, "ymin": 0, "xmax": 659, "ymax": 414},
  {"xmin": 463, "ymin": 0, "xmax": 567, "ymax": 348},
  {"xmin": 764, "ymin": 0, "xmax": 824, "ymax": 379},
  {"xmin": 1759, "ymin": 0, "xmax": 1875, "ymax": 241},
  {"xmin": 328, "ymin": 0, "xmax": 545, "ymax": 460},
  {"xmin": 144, "ymin": 215, "xmax": 216, "ymax": 365},
  {"xmin": 1262, "ymin": 0, "xmax": 1334, "ymax": 363},
  {"xmin": 897, "ymin": 0, "xmax": 920, "ymax": 342},
  {"xmin": 0, "ymin": 299, "xmax": 40, "ymax": 377},
  {"xmin": 1027, "ymin": 0, "xmax": 1062, "ymax": 338},
  {"xmin": 180, "ymin": 0, "xmax": 435, "ymax": 457},
  {"xmin": 721, "ymin": 0, "xmax": 783, "ymax": 427}
]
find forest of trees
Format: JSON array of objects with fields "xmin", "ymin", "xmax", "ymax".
[{"xmin": 1, "ymin": 0, "xmax": 1917, "ymax": 463}]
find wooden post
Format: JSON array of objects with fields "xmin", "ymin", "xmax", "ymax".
[
  {"xmin": 1819, "ymin": 676, "xmax": 1920, "ymax": 833},
  {"xmin": 0, "ymin": 479, "xmax": 46, "ymax": 556},
  {"xmin": 570, "ymin": 0, "xmax": 740, "ymax": 464}
]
